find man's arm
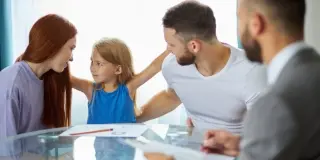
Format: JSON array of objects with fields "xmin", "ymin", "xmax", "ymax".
[
  {"xmin": 127, "ymin": 50, "xmax": 170, "ymax": 96},
  {"xmin": 136, "ymin": 88, "xmax": 181, "ymax": 123},
  {"xmin": 239, "ymin": 94, "xmax": 299, "ymax": 160}
]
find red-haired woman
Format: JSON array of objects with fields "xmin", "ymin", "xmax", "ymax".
[{"xmin": 0, "ymin": 14, "xmax": 77, "ymax": 140}]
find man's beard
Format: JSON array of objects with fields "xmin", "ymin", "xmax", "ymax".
[
  {"xmin": 241, "ymin": 26, "xmax": 263, "ymax": 63},
  {"xmin": 177, "ymin": 49, "xmax": 196, "ymax": 66}
]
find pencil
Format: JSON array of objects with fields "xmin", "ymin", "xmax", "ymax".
[{"xmin": 70, "ymin": 128, "xmax": 113, "ymax": 136}]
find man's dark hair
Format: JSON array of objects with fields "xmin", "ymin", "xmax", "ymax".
[
  {"xmin": 250, "ymin": 0, "xmax": 306, "ymax": 36},
  {"xmin": 162, "ymin": 1, "xmax": 216, "ymax": 42}
]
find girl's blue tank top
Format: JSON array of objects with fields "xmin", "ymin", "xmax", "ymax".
[{"xmin": 87, "ymin": 83, "xmax": 136, "ymax": 124}]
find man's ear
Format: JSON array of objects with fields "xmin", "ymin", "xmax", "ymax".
[
  {"xmin": 249, "ymin": 12, "xmax": 266, "ymax": 38},
  {"xmin": 187, "ymin": 39, "xmax": 201, "ymax": 54}
]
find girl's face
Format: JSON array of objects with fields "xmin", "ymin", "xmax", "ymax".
[{"xmin": 90, "ymin": 49, "xmax": 121, "ymax": 83}]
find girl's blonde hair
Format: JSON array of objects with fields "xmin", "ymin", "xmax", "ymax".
[{"xmin": 94, "ymin": 38, "xmax": 136, "ymax": 102}]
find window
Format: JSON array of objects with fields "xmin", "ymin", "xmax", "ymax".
[{"xmin": 11, "ymin": 0, "xmax": 237, "ymax": 125}]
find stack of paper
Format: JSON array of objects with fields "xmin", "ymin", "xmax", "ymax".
[
  {"xmin": 59, "ymin": 124, "xmax": 148, "ymax": 137},
  {"xmin": 124, "ymin": 139, "xmax": 234, "ymax": 160}
]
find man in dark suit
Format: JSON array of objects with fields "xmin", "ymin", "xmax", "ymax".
[
  {"xmin": 200, "ymin": 0, "xmax": 320, "ymax": 159},
  {"xmin": 145, "ymin": 0, "xmax": 320, "ymax": 159}
]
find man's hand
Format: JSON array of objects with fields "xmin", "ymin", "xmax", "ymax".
[
  {"xmin": 201, "ymin": 130, "xmax": 240, "ymax": 157},
  {"xmin": 144, "ymin": 153, "xmax": 174, "ymax": 160}
]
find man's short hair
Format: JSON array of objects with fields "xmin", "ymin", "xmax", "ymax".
[
  {"xmin": 162, "ymin": 1, "xmax": 217, "ymax": 42},
  {"xmin": 248, "ymin": 0, "xmax": 306, "ymax": 36}
]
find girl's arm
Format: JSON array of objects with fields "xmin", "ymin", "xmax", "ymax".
[
  {"xmin": 126, "ymin": 50, "xmax": 170, "ymax": 95},
  {"xmin": 134, "ymin": 105, "xmax": 142, "ymax": 117},
  {"xmin": 71, "ymin": 75, "xmax": 93, "ymax": 100}
]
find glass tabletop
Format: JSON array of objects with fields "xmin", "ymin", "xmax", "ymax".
[{"xmin": 0, "ymin": 124, "xmax": 211, "ymax": 160}]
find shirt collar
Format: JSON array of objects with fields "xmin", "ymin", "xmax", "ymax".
[{"xmin": 267, "ymin": 41, "xmax": 308, "ymax": 85}]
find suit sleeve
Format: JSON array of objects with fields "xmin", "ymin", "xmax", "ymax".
[{"xmin": 239, "ymin": 94, "xmax": 300, "ymax": 160}]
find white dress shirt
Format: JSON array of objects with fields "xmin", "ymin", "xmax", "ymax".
[{"xmin": 267, "ymin": 41, "xmax": 309, "ymax": 85}]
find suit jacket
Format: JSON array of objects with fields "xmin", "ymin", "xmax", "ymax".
[{"xmin": 239, "ymin": 47, "xmax": 320, "ymax": 160}]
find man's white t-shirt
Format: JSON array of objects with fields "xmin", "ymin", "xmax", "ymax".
[{"xmin": 162, "ymin": 45, "xmax": 267, "ymax": 134}]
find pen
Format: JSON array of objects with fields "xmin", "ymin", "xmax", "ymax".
[{"xmin": 70, "ymin": 128, "xmax": 113, "ymax": 136}]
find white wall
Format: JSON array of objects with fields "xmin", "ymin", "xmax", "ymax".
[{"xmin": 305, "ymin": 0, "xmax": 320, "ymax": 52}]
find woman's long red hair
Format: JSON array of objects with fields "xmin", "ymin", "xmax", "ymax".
[{"xmin": 21, "ymin": 14, "xmax": 77, "ymax": 128}]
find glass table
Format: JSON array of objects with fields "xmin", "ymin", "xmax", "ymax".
[{"xmin": 0, "ymin": 124, "xmax": 234, "ymax": 160}]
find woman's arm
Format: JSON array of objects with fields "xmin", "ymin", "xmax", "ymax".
[
  {"xmin": 0, "ymin": 97, "xmax": 19, "ymax": 141},
  {"xmin": 126, "ymin": 50, "xmax": 170, "ymax": 95},
  {"xmin": 70, "ymin": 75, "xmax": 93, "ymax": 100}
]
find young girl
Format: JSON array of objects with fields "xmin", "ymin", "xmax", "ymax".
[{"xmin": 71, "ymin": 38, "xmax": 169, "ymax": 124}]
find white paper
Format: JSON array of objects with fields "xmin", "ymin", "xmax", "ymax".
[
  {"xmin": 124, "ymin": 139, "xmax": 234, "ymax": 160},
  {"xmin": 59, "ymin": 124, "xmax": 148, "ymax": 137},
  {"xmin": 149, "ymin": 124, "xmax": 169, "ymax": 140}
]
